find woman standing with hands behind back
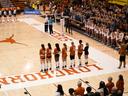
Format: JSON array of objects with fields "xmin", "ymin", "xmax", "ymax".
[
  {"xmin": 39, "ymin": 44, "xmax": 46, "ymax": 72},
  {"xmin": 46, "ymin": 43, "xmax": 52, "ymax": 70},
  {"xmin": 54, "ymin": 43, "xmax": 61, "ymax": 69},
  {"xmin": 62, "ymin": 43, "xmax": 67, "ymax": 68},
  {"xmin": 83, "ymin": 43, "xmax": 89, "ymax": 65}
]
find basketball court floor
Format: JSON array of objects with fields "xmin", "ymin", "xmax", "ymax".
[{"xmin": 0, "ymin": 15, "xmax": 128, "ymax": 96}]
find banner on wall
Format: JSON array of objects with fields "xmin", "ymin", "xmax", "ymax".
[
  {"xmin": 24, "ymin": 9, "xmax": 41, "ymax": 15},
  {"xmin": 108, "ymin": 0, "xmax": 128, "ymax": 6}
]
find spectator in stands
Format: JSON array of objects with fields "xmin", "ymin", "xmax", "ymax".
[
  {"xmin": 109, "ymin": 19, "xmax": 117, "ymax": 33},
  {"xmin": 124, "ymin": 33, "xmax": 128, "ymax": 44},
  {"xmin": 69, "ymin": 88, "xmax": 75, "ymax": 96},
  {"xmin": 110, "ymin": 87, "xmax": 118, "ymax": 96},
  {"xmin": 106, "ymin": 76, "xmax": 115, "ymax": 94},
  {"xmin": 55, "ymin": 84, "xmax": 64, "ymax": 96},
  {"xmin": 124, "ymin": 33, "xmax": 128, "ymax": 52},
  {"xmin": 117, "ymin": 90, "xmax": 123, "ymax": 96},
  {"xmin": 116, "ymin": 74, "xmax": 124, "ymax": 96},
  {"xmin": 94, "ymin": 92, "xmax": 100, "ymax": 96},
  {"xmin": 43, "ymin": 4, "xmax": 46, "ymax": 12},
  {"xmin": 68, "ymin": 0, "xmax": 128, "ymax": 51},
  {"xmin": 84, "ymin": 86, "xmax": 94, "ymax": 96},
  {"xmin": 74, "ymin": 81, "xmax": 85, "ymax": 96},
  {"xmin": 75, "ymin": 13, "xmax": 81, "ymax": 22},
  {"xmin": 97, "ymin": 81, "xmax": 109, "ymax": 96}
]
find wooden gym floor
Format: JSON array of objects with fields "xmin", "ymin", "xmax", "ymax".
[{"xmin": 0, "ymin": 15, "xmax": 127, "ymax": 96}]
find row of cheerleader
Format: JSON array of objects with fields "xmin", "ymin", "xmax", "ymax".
[
  {"xmin": 84, "ymin": 20, "xmax": 127, "ymax": 49},
  {"xmin": 39, "ymin": 40, "xmax": 89, "ymax": 72}
]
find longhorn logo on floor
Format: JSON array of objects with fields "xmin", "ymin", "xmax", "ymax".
[{"xmin": 0, "ymin": 34, "xmax": 28, "ymax": 46}]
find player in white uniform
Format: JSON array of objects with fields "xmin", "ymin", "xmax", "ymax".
[
  {"xmin": 3, "ymin": 8, "xmax": 7, "ymax": 23},
  {"xmin": 85, "ymin": 20, "xmax": 90, "ymax": 36},
  {"xmin": 118, "ymin": 32, "xmax": 124, "ymax": 43},
  {"xmin": 102, "ymin": 26, "xmax": 106, "ymax": 44},
  {"xmin": 124, "ymin": 33, "xmax": 128, "ymax": 43},
  {"xmin": 98, "ymin": 27, "xmax": 102, "ymax": 42},
  {"xmin": 89, "ymin": 21, "xmax": 94, "ymax": 37},
  {"xmin": 94, "ymin": 26, "xmax": 99, "ymax": 40},
  {"xmin": 111, "ymin": 32, "xmax": 116, "ymax": 48},
  {"xmin": 104, "ymin": 29, "xmax": 108, "ymax": 45},
  {"xmin": 93, "ymin": 24, "xmax": 96, "ymax": 39},
  {"xmin": 107, "ymin": 29, "xmax": 111, "ymax": 46},
  {"xmin": 13, "ymin": 7, "xmax": 17, "ymax": 21},
  {"xmin": 8, "ymin": 8, "xmax": 12, "ymax": 22},
  {"xmin": 100, "ymin": 26, "xmax": 104, "ymax": 43}
]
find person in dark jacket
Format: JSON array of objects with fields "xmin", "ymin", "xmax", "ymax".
[{"xmin": 83, "ymin": 43, "xmax": 89, "ymax": 64}]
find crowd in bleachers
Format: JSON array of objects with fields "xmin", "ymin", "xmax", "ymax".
[
  {"xmin": 70, "ymin": 0, "xmax": 128, "ymax": 31},
  {"xmin": 55, "ymin": 74, "xmax": 125, "ymax": 96},
  {"xmin": 54, "ymin": 0, "xmax": 128, "ymax": 50}
]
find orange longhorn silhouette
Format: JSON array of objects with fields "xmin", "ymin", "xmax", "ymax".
[{"xmin": 0, "ymin": 34, "xmax": 28, "ymax": 46}]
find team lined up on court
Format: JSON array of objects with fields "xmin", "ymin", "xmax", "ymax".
[
  {"xmin": 39, "ymin": 40, "xmax": 89, "ymax": 72},
  {"xmin": 84, "ymin": 20, "xmax": 128, "ymax": 49},
  {"xmin": 0, "ymin": 7, "xmax": 19, "ymax": 23}
]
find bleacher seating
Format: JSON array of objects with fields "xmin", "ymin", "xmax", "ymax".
[
  {"xmin": 11, "ymin": 0, "xmax": 26, "ymax": 10},
  {"xmin": 0, "ymin": 0, "xmax": 14, "ymax": 8},
  {"xmin": 70, "ymin": 19, "xmax": 84, "ymax": 28}
]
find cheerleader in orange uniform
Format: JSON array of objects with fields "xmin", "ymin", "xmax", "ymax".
[
  {"xmin": 39, "ymin": 44, "xmax": 46, "ymax": 72},
  {"xmin": 78, "ymin": 40, "xmax": 83, "ymax": 66},
  {"xmin": 46, "ymin": 43, "xmax": 52, "ymax": 70},
  {"xmin": 53, "ymin": 43, "xmax": 61, "ymax": 69},
  {"xmin": 70, "ymin": 42, "xmax": 76, "ymax": 68},
  {"xmin": 62, "ymin": 43, "xmax": 67, "ymax": 68}
]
